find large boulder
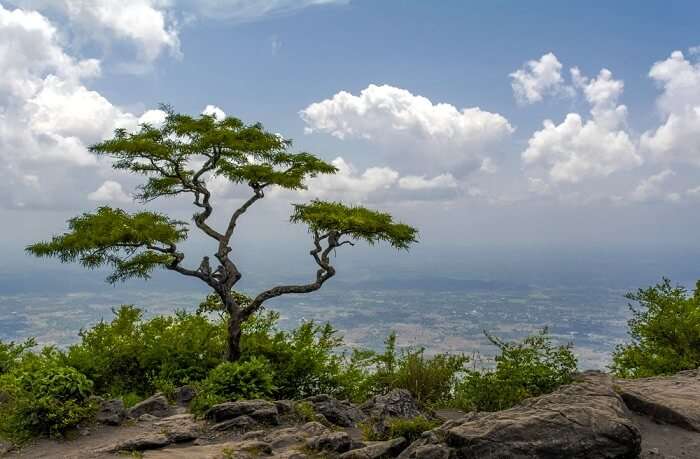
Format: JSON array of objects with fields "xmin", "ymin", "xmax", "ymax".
[
  {"xmin": 96, "ymin": 414, "xmax": 200, "ymax": 453},
  {"xmin": 95, "ymin": 398, "xmax": 126, "ymax": 425},
  {"xmin": 360, "ymin": 389, "xmax": 424, "ymax": 438},
  {"xmin": 174, "ymin": 385, "xmax": 197, "ymax": 405},
  {"xmin": 205, "ymin": 399, "xmax": 279, "ymax": 425},
  {"xmin": 340, "ymin": 437, "xmax": 407, "ymax": 459},
  {"xmin": 615, "ymin": 369, "xmax": 700, "ymax": 431},
  {"xmin": 303, "ymin": 394, "xmax": 366, "ymax": 427},
  {"xmin": 401, "ymin": 372, "xmax": 641, "ymax": 459},
  {"xmin": 128, "ymin": 393, "xmax": 170, "ymax": 418},
  {"xmin": 305, "ymin": 431, "xmax": 352, "ymax": 454}
]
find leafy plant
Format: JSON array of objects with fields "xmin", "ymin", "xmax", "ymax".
[
  {"xmin": 191, "ymin": 357, "xmax": 276, "ymax": 414},
  {"xmin": 0, "ymin": 356, "xmax": 96, "ymax": 442},
  {"xmin": 611, "ymin": 278, "xmax": 700, "ymax": 378},
  {"xmin": 0, "ymin": 338, "xmax": 36, "ymax": 375},
  {"xmin": 454, "ymin": 329, "xmax": 577, "ymax": 412}
]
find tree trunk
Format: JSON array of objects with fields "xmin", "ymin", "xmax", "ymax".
[{"xmin": 226, "ymin": 315, "xmax": 242, "ymax": 362}]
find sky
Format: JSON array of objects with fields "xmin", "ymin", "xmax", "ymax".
[{"xmin": 1, "ymin": 0, "xmax": 700, "ymax": 286}]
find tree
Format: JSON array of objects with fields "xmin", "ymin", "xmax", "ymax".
[
  {"xmin": 27, "ymin": 108, "xmax": 418, "ymax": 361},
  {"xmin": 611, "ymin": 278, "xmax": 700, "ymax": 378}
]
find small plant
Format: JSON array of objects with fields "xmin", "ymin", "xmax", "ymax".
[
  {"xmin": 191, "ymin": 357, "xmax": 276, "ymax": 415},
  {"xmin": 453, "ymin": 328, "xmax": 577, "ymax": 412},
  {"xmin": 387, "ymin": 417, "xmax": 440, "ymax": 443},
  {"xmin": 294, "ymin": 401, "xmax": 317, "ymax": 422}
]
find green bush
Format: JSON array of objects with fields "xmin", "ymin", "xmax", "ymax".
[
  {"xmin": 0, "ymin": 338, "xmax": 36, "ymax": 375},
  {"xmin": 65, "ymin": 305, "xmax": 225, "ymax": 396},
  {"xmin": 361, "ymin": 416, "xmax": 439, "ymax": 442},
  {"xmin": 368, "ymin": 333, "xmax": 468, "ymax": 407},
  {"xmin": 0, "ymin": 354, "xmax": 95, "ymax": 442},
  {"xmin": 454, "ymin": 329, "xmax": 577, "ymax": 412},
  {"xmin": 191, "ymin": 357, "xmax": 276, "ymax": 414},
  {"xmin": 611, "ymin": 278, "xmax": 700, "ymax": 378}
]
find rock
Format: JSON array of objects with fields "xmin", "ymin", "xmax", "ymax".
[
  {"xmin": 174, "ymin": 385, "xmax": 197, "ymax": 405},
  {"xmin": 143, "ymin": 439, "xmax": 272, "ymax": 459},
  {"xmin": 403, "ymin": 372, "xmax": 641, "ymax": 459},
  {"xmin": 339, "ymin": 437, "xmax": 407, "ymax": 459},
  {"xmin": 616, "ymin": 369, "xmax": 700, "ymax": 431},
  {"xmin": 138, "ymin": 413, "xmax": 159, "ymax": 422},
  {"xmin": 360, "ymin": 389, "xmax": 424, "ymax": 438},
  {"xmin": 242, "ymin": 430, "xmax": 266, "ymax": 440},
  {"xmin": 128, "ymin": 393, "xmax": 170, "ymax": 418},
  {"xmin": 97, "ymin": 413, "xmax": 200, "ymax": 453},
  {"xmin": 304, "ymin": 394, "xmax": 366, "ymax": 427},
  {"xmin": 275, "ymin": 399, "xmax": 295, "ymax": 414},
  {"xmin": 305, "ymin": 431, "xmax": 352, "ymax": 454},
  {"xmin": 300, "ymin": 421, "xmax": 329, "ymax": 436},
  {"xmin": 205, "ymin": 399, "xmax": 279, "ymax": 425},
  {"xmin": 95, "ymin": 398, "xmax": 126, "ymax": 425},
  {"xmin": 211, "ymin": 415, "xmax": 258, "ymax": 431}
]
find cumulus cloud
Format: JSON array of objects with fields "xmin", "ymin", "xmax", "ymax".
[
  {"xmin": 641, "ymin": 50, "xmax": 700, "ymax": 165},
  {"xmin": 0, "ymin": 3, "xmax": 153, "ymax": 209},
  {"xmin": 300, "ymin": 84, "xmax": 513, "ymax": 177},
  {"xmin": 88, "ymin": 180, "xmax": 132, "ymax": 203},
  {"xmin": 398, "ymin": 174, "xmax": 457, "ymax": 190},
  {"xmin": 14, "ymin": 0, "xmax": 180, "ymax": 63},
  {"xmin": 202, "ymin": 104, "xmax": 226, "ymax": 121},
  {"xmin": 630, "ymin": 169, "xmax": 679, "ymax": 203},
  {"xmin": 510, "ymin": 52, "xmax": 572, "ymax": 104},
  {"xmin": 522, "ymin": 67, "xmax": 641, "ymax": 183}
]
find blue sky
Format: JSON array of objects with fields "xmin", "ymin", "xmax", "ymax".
[{"xmin": 2, "ymin": 0, "xmax": 700, "ymax": 279}]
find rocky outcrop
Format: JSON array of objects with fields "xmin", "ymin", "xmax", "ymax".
[
  {"xmin": 360, "ymin": 389, "xmax": 426, "ymax": 438},
  {"xmin": 174, "ymin": 385, "xmax": 197, "ymax": 405},
  {"xmin": 127, "ymin": 393, "xmax": 171, "ymax": 418},
  {"xmin": 616, "ymin": 369, "xmax": 700, "ymax": 432},
  {"xmin": 95, "ymin": 398, "xmax": 126, "ymax": 425},
  {"xmin": 305, "ymin": 431, "xmax": 352, "ymax": 454},
  {"xmin": 205, "ymin": 399, "xmax": 280, "ymax": 425},
  {"xmin": 340, "ymin": 437, "xmax": 407, "ymax": 459},
  {"xmin": 303, "ymin": 394, "xmax": 366, "ymax": 427},
  {"xmin": 96, "ymin": 413, "xmax": 200, "ymax": 453},
  {"xmin": 401, "ymin": 372, "xmax": 641, "ymax": 459}
]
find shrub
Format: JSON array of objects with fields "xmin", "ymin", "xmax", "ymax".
[
  {"xmin": 370, "ymin": 333, "xmax": 468, "ymax": 407},
  {"xmin": 611, "ymin": 278, "xmax": 700, "ymax": 378},
  {"xmin": 0, "ymin": 354, "xmax": 95, "ymax": 442},
  {"xmin": 0, "ymin": 338, "xmax": 36, "ymax": 375},
  {"xmin": 361, "ymin": 416, "xmax": 439, "ymax": 442},
  {"xmin": 65, "ymin": 305, "xmax": 225, "ymax": 396},
  {"xmin": 454, "ymin": 329, "xmax": 577, "ymax": 412},
  {"xmin": 191, "ymin": 357, "xmax": 276, "ymax": 414}
]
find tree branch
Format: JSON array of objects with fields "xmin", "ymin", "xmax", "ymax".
[{"xmin": 243, "ymin": 230, "xmax": 341, "ymax": 318}]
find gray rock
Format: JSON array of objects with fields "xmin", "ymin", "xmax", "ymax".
[
  {"xmin": 403, "ymin": 372, "xmax": 641, "ymax": 459},
  {"xmin": 127, "ymin": 393, "xmax": 170, "ymax": 418},
  {"xmin": 98, "ymin": 414, "xmax": 199, "ymax": 453},
  {"xmin": 339, "ymin": 437, "xmax": 407, "ymax": 459},
  {"xmin": 397, "ymin": 444, "xmax": 451, "ymax": 459},
  {"xmin": 95, "ymin": 398, "xmax": 126, "ymax": 425},
  {"xmin": 305, "ymin": 431, "xmax": 352, "ymax": 454},
  {"xmin": 304, "ymin": 394, "xmax": 366, "ymax": 427},
  {"xmin": 174, "ymin": 385, "xmax": 196, "ymax": 405},
  {"xmin": 616, "ymin": 369, "xmax": 700, "ymax": 431},
  {"xmin": 205, "ymin": 399, "xmax": 278, "ymax": 424},
  {"xmin": 360, "ymin": 389, "xmax": 424, "ymax": 438},
  {"xmin": 211, "ymin": 415, "xmax": 258, "ymax": 431},
  {"xmin": 138, "ymin": 413, "xmax": 159, "ymax": 422},
  {"xmin": 275, "ymin": 399, "xmax": 295, "ymax": 414}
]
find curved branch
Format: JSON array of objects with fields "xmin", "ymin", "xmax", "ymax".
[{"xmin": 243, "ymin": 230, "xmax": 340, "ymax": 318}]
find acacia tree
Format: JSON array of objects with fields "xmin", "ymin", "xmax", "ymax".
[{"xmin": 27, "ymin": 109, "xmax": 418, "ymax": 361}]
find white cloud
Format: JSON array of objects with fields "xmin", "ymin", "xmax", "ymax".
[
  {"xmin": 181, "ymin": 0, "xmax": 349, "ymax": 21},
  {"xmin": 202, "ymin": 104, "xmax": 226, "ymax": 121},
  {"xmin": 300, "ymin": 84, "xmax": 513, "ymax": 177},
  {"xmin": 510, "ymin": 52, "xmax": 572, "ymax": 104},
  {"xmin": 398, "ymin": 174, "xmax": 457, "ymax": 190},
  {"xmin": 15, "ymin": 0, "xmax": 180, "ymax": 63},
  {"xmin": 300, "ymin": 157, "xmax": 399, "ymax": 202},
  {"xmin": 522, "ymin": 68, "xmax": 641, "ymax": 183},
  {"xmin": 686, "ymin": 185, "xmax": 700, "ymax": 199},
  {"xmin": 630, "ymin": 169, "xmax": 678, "ymax": 203},
  {"xmin": 641, "ymin": 50, "xmax": 700, "ymax": 165},
  {"xmin": 0, "ymin": 4, "xmax": 152, "ymax": 209},
  {"xmin": 88, "ymin": 180, "xmax": 132, "ymax": 203}
]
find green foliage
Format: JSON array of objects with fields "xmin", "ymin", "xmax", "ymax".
[
  {"xmin": 0, "ymin": 338, "xmax": 36, "ymax": 374},
  {"xmin": 293, "ymin": 401, "xmax": 317, "ymax": 422},
  {"xmin": 191, "ymin": 357, "xmax": 276, "ymax": 414},
  {"xmin": 611, "ymin": 278, "xmax": 700, "ymax": 378},
  {"xmin": 0, "ymin": 354, "xmax": 95, "ymax": 442},
  {"xmin": 362, "ymin": 416, "xmax": 440, "ymax": 443},
  {"xmin": 454, "ymin": 329, "xmax": 577, "ymax": 412},
  {"xmin": 291, "ymin": 200, "xmax": 418, "ymax": 250},
  {"xmin": 65, "ymin": 305, "xmax": 225, "ymax": 396},
  {"xmin": 91, "ymin": 107, "xmax": 337, "ymax": 200},
  {"xmin": 26, "ymin": 207, "xmax": 187, "ymax": 283}
]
